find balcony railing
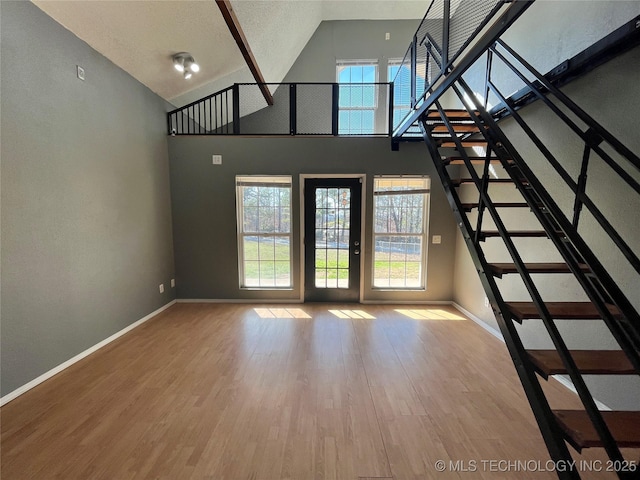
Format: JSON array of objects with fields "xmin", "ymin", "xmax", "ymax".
[
  {"xmin": 391, "ymin": 0, "xmax": 513, "ymax": 136},
  {"xmin": 167, "ymin": 82, "xmax": 392, "ymax": 137}
]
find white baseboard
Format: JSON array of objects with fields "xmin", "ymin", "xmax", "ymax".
[
  {"xmin": 179, "ymin": 298, "xmax": 451, "ymax": 305},
  {"xmin": 451, "ymin": 302, "xmax": 613, "ymax": 411},
  {"xmin": 552, "ymin": 376, "xmax": 612, "ymax": 411},
  {"xmin": 452, "ymin": 302, "xmax": 504, "ymax": 341},
  {"xmin": 177, "ymin": 298, "xmax": 303, "ymax": 304},
  {"xmin": 0, "ymin": 300, "xmax": 177, "ymax": 407},
  {"xmin": 360, "ymin": 299, "xmax": 452, "ymax": 305},
  {"xmin": 180, "ymin": 298, "xmax": 452, "ymax": 305}
]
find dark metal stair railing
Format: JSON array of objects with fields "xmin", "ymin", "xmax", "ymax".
[
  {"xmin": 452, "ymin": 50, "xmax": 640, "ymax": 363},
  {"xmin": 479, "ymin": 78, "xmax": 640, "ymax": 359},
  {"xmin": 418, "ymin": 112, "xmax": 581, "ymax": 480},
  {"xmin": 393, "ymin": 0, "xmax": 534, "ymax": 138},
  {"xmin": 397, "ymin": 0, "xmax": 639, "ymax": 476},
  {"xmin": 489, "ymin": 40, "xmax": 640, "ymax": 272},
  {"xmin": 167, "ymin": 85, "xmax": 235, "ymax": 135},
  {"xmin": 426, "ymin": 97, "xmax": 632, "ymax": 473},
  {"xmin": 168, "ymin": 82, "xmax": 394, "ymax": 137},
  {"xmin": 432, "ymin": 75, "xmax": 640, "ymax": 477}
]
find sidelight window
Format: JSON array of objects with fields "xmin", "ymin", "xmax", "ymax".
[
  {"xmin": 373, "ymin": 176, "xmax": 430, "ymax": 289},
  {"xmin": 236, "ymin": 176, "xmax": 292, "ymax": 288}
]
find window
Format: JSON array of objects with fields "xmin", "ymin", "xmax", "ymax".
[
  {"xmin": 373, "ymin": 176, "xmax": 430, "ymax": 289},
  {"xmin": 236, "ymin": 176, "xmax": 292, "ymax": 288},
  {"xmin": 337, "ymin": 60, "xmax": 378, "ymax": 135},
  {"xmin": 388, "ymin": 59, "xmax": 426, "ymax": 130}
]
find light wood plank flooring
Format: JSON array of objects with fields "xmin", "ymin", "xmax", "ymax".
[{"xmin": 1, "ymin": 303, "xmax": 634, "ymax": 479}]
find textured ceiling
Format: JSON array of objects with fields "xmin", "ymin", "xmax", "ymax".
[{"xmin": 33, "ymin": 0, "xmax": 430, "ymax": 106}]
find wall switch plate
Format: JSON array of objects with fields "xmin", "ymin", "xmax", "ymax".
[
  {"xmin": 171, "ymin": 278, "xmax": 175, "ymax": 288},
  {"xmin": 212, "ymin": 155, "xmax": 222, "ymax": 165},
  {"xmin": 159, "ymin": 284, "xmax": 165, "ymax": 293},
  {"xmin": 432, "ymin": 235, "xmax": 442, "ymax": 244},
  {"xmin": 77, "ymin": 65, "xmax": 85, "ymax": 81}
]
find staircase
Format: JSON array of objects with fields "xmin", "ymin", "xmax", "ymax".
[
  {"xmin": 417, "ymin": 95, "xmax": 640, "ymax": 477},
  {"xmin": 387, "ymin": 2, "xmax": 640, "ymax": 474}
]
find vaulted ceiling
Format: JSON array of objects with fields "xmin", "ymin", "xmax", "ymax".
[{"xmin": 32, "ymin": 0, "xmax": 429, "ymax": 107}]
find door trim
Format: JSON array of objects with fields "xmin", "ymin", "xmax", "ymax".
[{"xmin": 299, "ymin": 174, "xmax": 367, "ymax": 303}]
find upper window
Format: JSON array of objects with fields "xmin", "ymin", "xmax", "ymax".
[
  {"xmin": 373, "ymin": 176, "xmax": 430, "ymax": 289},
  {"xmin": 337, "ymin": 60, "xmax": 378, "ymax": 135},
  {"xmin": 236, "ymin": 176, "xmax": 292, "ymax": 288},
  {"xmin": 388, "ymin": 59, "xmax": 426, "ymax": 129}
]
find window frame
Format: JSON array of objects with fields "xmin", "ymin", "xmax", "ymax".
[
  {"xmin": 236, "ymin": 175, "xmax": 293, "ymax": 290},
  {"xmin": 388, "ymin": 58, "xmax": 428, "ymax": 131},
  {"xmin": 336, "ymin": 60, "xmax": 379, "ymax": 135},
  {"xmin": 372, "ymin": 175, "xmax": 430, "ymax": 290}
]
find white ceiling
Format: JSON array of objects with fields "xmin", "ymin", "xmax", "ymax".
[{"xmin": 33, "ymin": 0, "xmax": 429, "ymax": 107}]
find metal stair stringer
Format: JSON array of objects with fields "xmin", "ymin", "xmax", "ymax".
[
  {"xmin": 449, "ymin": 76, "xmax": 640, "ymax": 365},
  {"xmin": 418, "ymin": 82, "xmax": 640, "ymax": 477},
  {"xmin": 417, "ymin": 115, "xmax": 581, "ymax": 479}
]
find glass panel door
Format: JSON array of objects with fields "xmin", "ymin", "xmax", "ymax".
[{"xmin": 304, "ymin": 178, "xmax": 362, "ymax": 302}]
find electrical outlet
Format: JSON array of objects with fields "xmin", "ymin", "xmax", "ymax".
[
  {"xmin": 76, "ymin": 65, "xmax": 85, "ymax": 81},
  {"xmin": 385, "ymin": 32, "xmax": 390, "ymax": 40},
  {"xmin": 159, "ymin": 283, "xmax": 165, "ymax": 294},
  {"xmin": 171, "ymin": 278, "xmax": 175, "ymax": 288},
  {"xmin": 432, "ymin": 235, "xmax": 442, "ymax": 244},
  {"xmin": 212, "ymin": 154, "xmax": 222, "ymax": 165},
  {"xmin": 484, "ymin": 296, "xmax": 490, "ymax": 308}
]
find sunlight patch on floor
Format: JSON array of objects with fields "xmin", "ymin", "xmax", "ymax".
[
  {"xmin": 254, "ymin": 308, "xmax": 311, "ymax": 319},
  {"xmin": 395, "ymin": 308, "xmax": 466, "ymax": 320},
  {"xmin": 328, "ymin": 309, "xmax": 376, "ymax": 319}
]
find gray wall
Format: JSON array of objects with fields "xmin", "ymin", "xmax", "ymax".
[
  {"xmin": 284, "ymin": 20, "xmax": 420, "ymax": 83},
  {"xmin": 0, "ymin": 1, "xmax": 175, "ymax": 397},
  {"xmin": 168, "ymin": 137, "xmax": 456, "ymax": 302},
  {"xmin": 462, "ymin": 1, "xmax": 640, "ymax": 110},
  {"xmin": 167, "ymin": 18, "xmax": 458, "ymax": 303},
  {"xmin": 237, "ymin": 19, "xmax": 420, "ymax": 134},
  {"xmin": 451, "ymin": 5, "xmax": 640, "ymax": 409}
]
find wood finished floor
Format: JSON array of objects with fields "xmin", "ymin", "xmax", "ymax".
[{"xmin": 1, "ymin": 303, "xmax": 634, "ymax": 479}]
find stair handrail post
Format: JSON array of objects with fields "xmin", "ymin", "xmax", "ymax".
[
  {"xmin": 572, "ymin": 142, "xmax": 594, "ymax": 229},
  {"xmin": 332, "ymin": 83, "xmax": 340, "ymax": 136},
  {"xmin": 442, "ymin": 0, "xmax": 451, "ymax": 75},
  {"xmin": 388, "ymin": 82, "xmax": 395, "ymax": 136},
  {"xmin": 167, "ymin": 112, "xmax": 174, "ymax": 135},
  {"xmin": 484, "ymin": 49, "xmax": 493, "ymax": 109},
  {"xmin": 410, "ymin": 35, "xmax": 418, "ymax": 108},
  {"xmin": 232, "ymin": 83, "xmax": 240, "ymax": 135},
  {"xmin": 289, "ymin": 83, "xmax": 297, "ymax": 136}
]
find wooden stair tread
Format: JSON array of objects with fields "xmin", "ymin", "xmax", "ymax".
[
  {"xmin": 480, "ymin": 230, "xmax": 549, "ymax": 239},
  {"xmin": 446, "ymin": 157, "xmax": 503, "ymax": 165},
  {"xmin": 427, "ymin": 109, "xmax": 478, "ymax": 119},
  {"xmin": 440, "ymin": 140, "xmax": 488, "ymax": 147},
  {"xmin": 554, "ymin": 410, "xmax": 640, "ymax": 450},
  {"xmin": 528, "ymin": 350, "xmax": 635, "ymax": 378},
  {"xmin": 431, "ymin": 124, "xmax": 479, "ymax": 133},
  {"xmin": 461, "ymin": 202, "xmax": 528, "ymax": 211},
  {"xmin": 489, "ymin": 262, "xmax": 589, "ymax": 277},
  {"xmin": 506, "ymin": 302, "xmax": 622, "ymax": 321},
  {"xmin": 452, "ymin": 178, "xmax": 514, "ymax": 186}
]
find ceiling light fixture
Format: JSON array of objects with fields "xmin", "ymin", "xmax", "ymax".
[{"xmin": 172, "ymin": 52, "xmax": 200, "ymax": 79}]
